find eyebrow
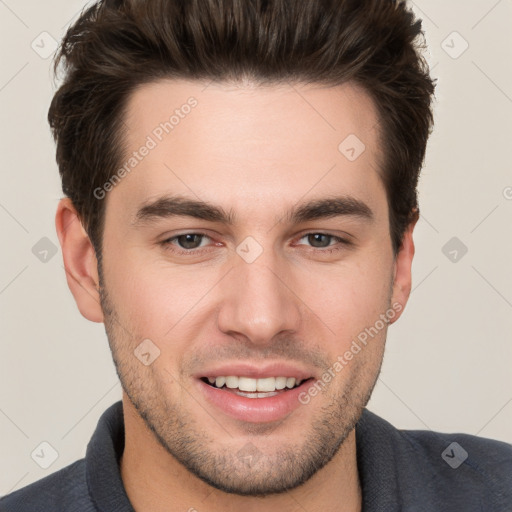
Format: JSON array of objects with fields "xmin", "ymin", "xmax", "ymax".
[{"xmin": 133, "ymin": 194, "xmax": 374, "ymax": 227}]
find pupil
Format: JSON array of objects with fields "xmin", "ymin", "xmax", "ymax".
[
  {"xmin": 309, "ymin": 233, "xmax": 330, "ymax": 248},
  {"xmin": 179, "ymin": 234, "xmax": 201, "ymax": 249}
]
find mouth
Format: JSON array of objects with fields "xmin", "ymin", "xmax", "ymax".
[
  {"xmin": 196, "ymin": 371, "xmax": 316, "ymax": 423},
  {"xmin": 200, "ymin": 375, "xmax": 313, "ymax": 398}
]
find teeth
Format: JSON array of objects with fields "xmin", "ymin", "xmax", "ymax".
[
  {"xmin": 275, "ymin": 377, "xmax": 287, "ymax": 390},
  {"xmin": 236, "ymin": 390, "xmax": 280, "ymax": 398},
  {"xmin": 238, "ymin": 377, "xmax": 257, "ymax": 392},
  {"xmin": 225, "ymin": 376, "xmax": 238, "ymax": 389},
  {"xmin": 256, "ymin": 377, "xmax": 275, "ymax": 392},
  {"xmin": 205, "ymin": 375, "xmax": 305, "ymax": 392}
]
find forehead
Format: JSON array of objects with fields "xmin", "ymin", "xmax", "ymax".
[{"xmin": 109, "ymin": 78, "xmax": 386, "ymax": 224}]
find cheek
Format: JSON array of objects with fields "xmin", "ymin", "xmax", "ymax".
[
  {"xmin": 104, "ymin": 252, "xmax": 222, "ymax": 339},
  {"xmin": 301, "ymin": 257, "xmax": 393, "ymax": 338}
]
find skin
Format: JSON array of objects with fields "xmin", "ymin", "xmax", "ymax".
[{"xmin": 56, "ymin": 79, "xmax": 417, "ymax": 512}]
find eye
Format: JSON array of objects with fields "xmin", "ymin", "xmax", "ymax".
[
  {"xmin": 159, "ymin": 231, "xmax": 352, "ymax": 256},
  {"xmin": 161, "ymin": 233, "xmax": 212, "ymax": 254},
  {"xmin": 296, "ymin": 233, "xmax": 352, "ymax": 253}
]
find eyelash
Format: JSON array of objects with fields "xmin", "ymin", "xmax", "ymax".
[{"xmin": 159, "ymin": 232, "xmax": 352, "ymax": 256}]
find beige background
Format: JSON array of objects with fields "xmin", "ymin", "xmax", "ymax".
[{"xmin": 1, "ymin": 0, "xmax": 511, "ymax": 495}]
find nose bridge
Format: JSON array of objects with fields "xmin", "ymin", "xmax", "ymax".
[{"xmin": 217, "ymin": 248, "xmax": 302, "ymax": 344}]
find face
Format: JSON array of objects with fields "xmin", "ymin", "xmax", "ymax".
[{"xmin": 91, "ymin": 79, "xmax": 412, "ymax": 496}]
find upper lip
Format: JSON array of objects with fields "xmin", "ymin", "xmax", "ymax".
[{"xmin": 194, "ymin": 362, "xmax": 315, "ymax": 381}]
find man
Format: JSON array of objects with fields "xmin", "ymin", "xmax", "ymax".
[{"xmin": 2, "ymin": 0, "xmax": 511, "ymax": 510}]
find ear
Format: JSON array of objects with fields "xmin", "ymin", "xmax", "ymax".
[
  {"xmin": 389, "ymin": 211, "xmax": 419, "ymax": 325},
  {"xmin": 55, "ymin": 198, "xmax": 104, "ymax": 323}
]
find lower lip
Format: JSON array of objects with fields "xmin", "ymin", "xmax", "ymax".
[{"xmin": 196, "ymin": 379, "xmax": 312, "ymax": 423}]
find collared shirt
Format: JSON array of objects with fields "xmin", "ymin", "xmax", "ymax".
[{"xmin": 1, "ymin": 400, "xmax": 511, "ymax": 511}]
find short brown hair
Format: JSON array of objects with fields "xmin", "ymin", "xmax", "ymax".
[{"xmin": 49, "ymin": 0, "xmax": 436, "ymax": 256}]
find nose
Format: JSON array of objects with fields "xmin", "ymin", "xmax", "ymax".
[{"xmin": 217, "ymin": 251, "xmax": 302, "ymax": 346}]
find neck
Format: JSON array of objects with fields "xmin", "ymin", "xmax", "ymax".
[{"xmin": 120, "ymin": 397, "xmax": 362, "ymax": 512}]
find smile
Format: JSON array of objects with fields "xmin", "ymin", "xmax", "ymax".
[
  {"xmin": 201, "ymin": 375, "xmax": 306, "ymax": 397},
  {"xmin": 197, "ymin": 374, "xmax": 315, "ymax": 422}
]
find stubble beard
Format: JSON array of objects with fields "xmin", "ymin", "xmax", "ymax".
[{"xmin": 98, "ymin": 273, "xmax": 385, "ymax": 497}]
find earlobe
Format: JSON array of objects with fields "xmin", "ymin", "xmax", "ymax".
[
  {"xmin": 389, "ymin": 212, "xmax": 419, "ymax": 325},
  {"xmin": 55, "ymin": 198, "xmax": 104, "ymax": 323}
]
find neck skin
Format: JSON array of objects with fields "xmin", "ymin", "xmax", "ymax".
[{"xmin": 120, "ymin": 395, "xmax": 362, "ymax": 512}]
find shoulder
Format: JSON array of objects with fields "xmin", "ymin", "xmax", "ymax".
[
  {"xmin": 358, "ymin": 409, "xmax": 512, "ymax": 511},
  {"xmin": 401, "ymin": 423, "xmax": 512, "ymax": 466},
  {"xmin": 0, "ymin": 459, "xmax": 95, "ymax": 512},
  {"xmin": 403, "ymin": 427, "xmax": 512, "ymax": 509}
]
